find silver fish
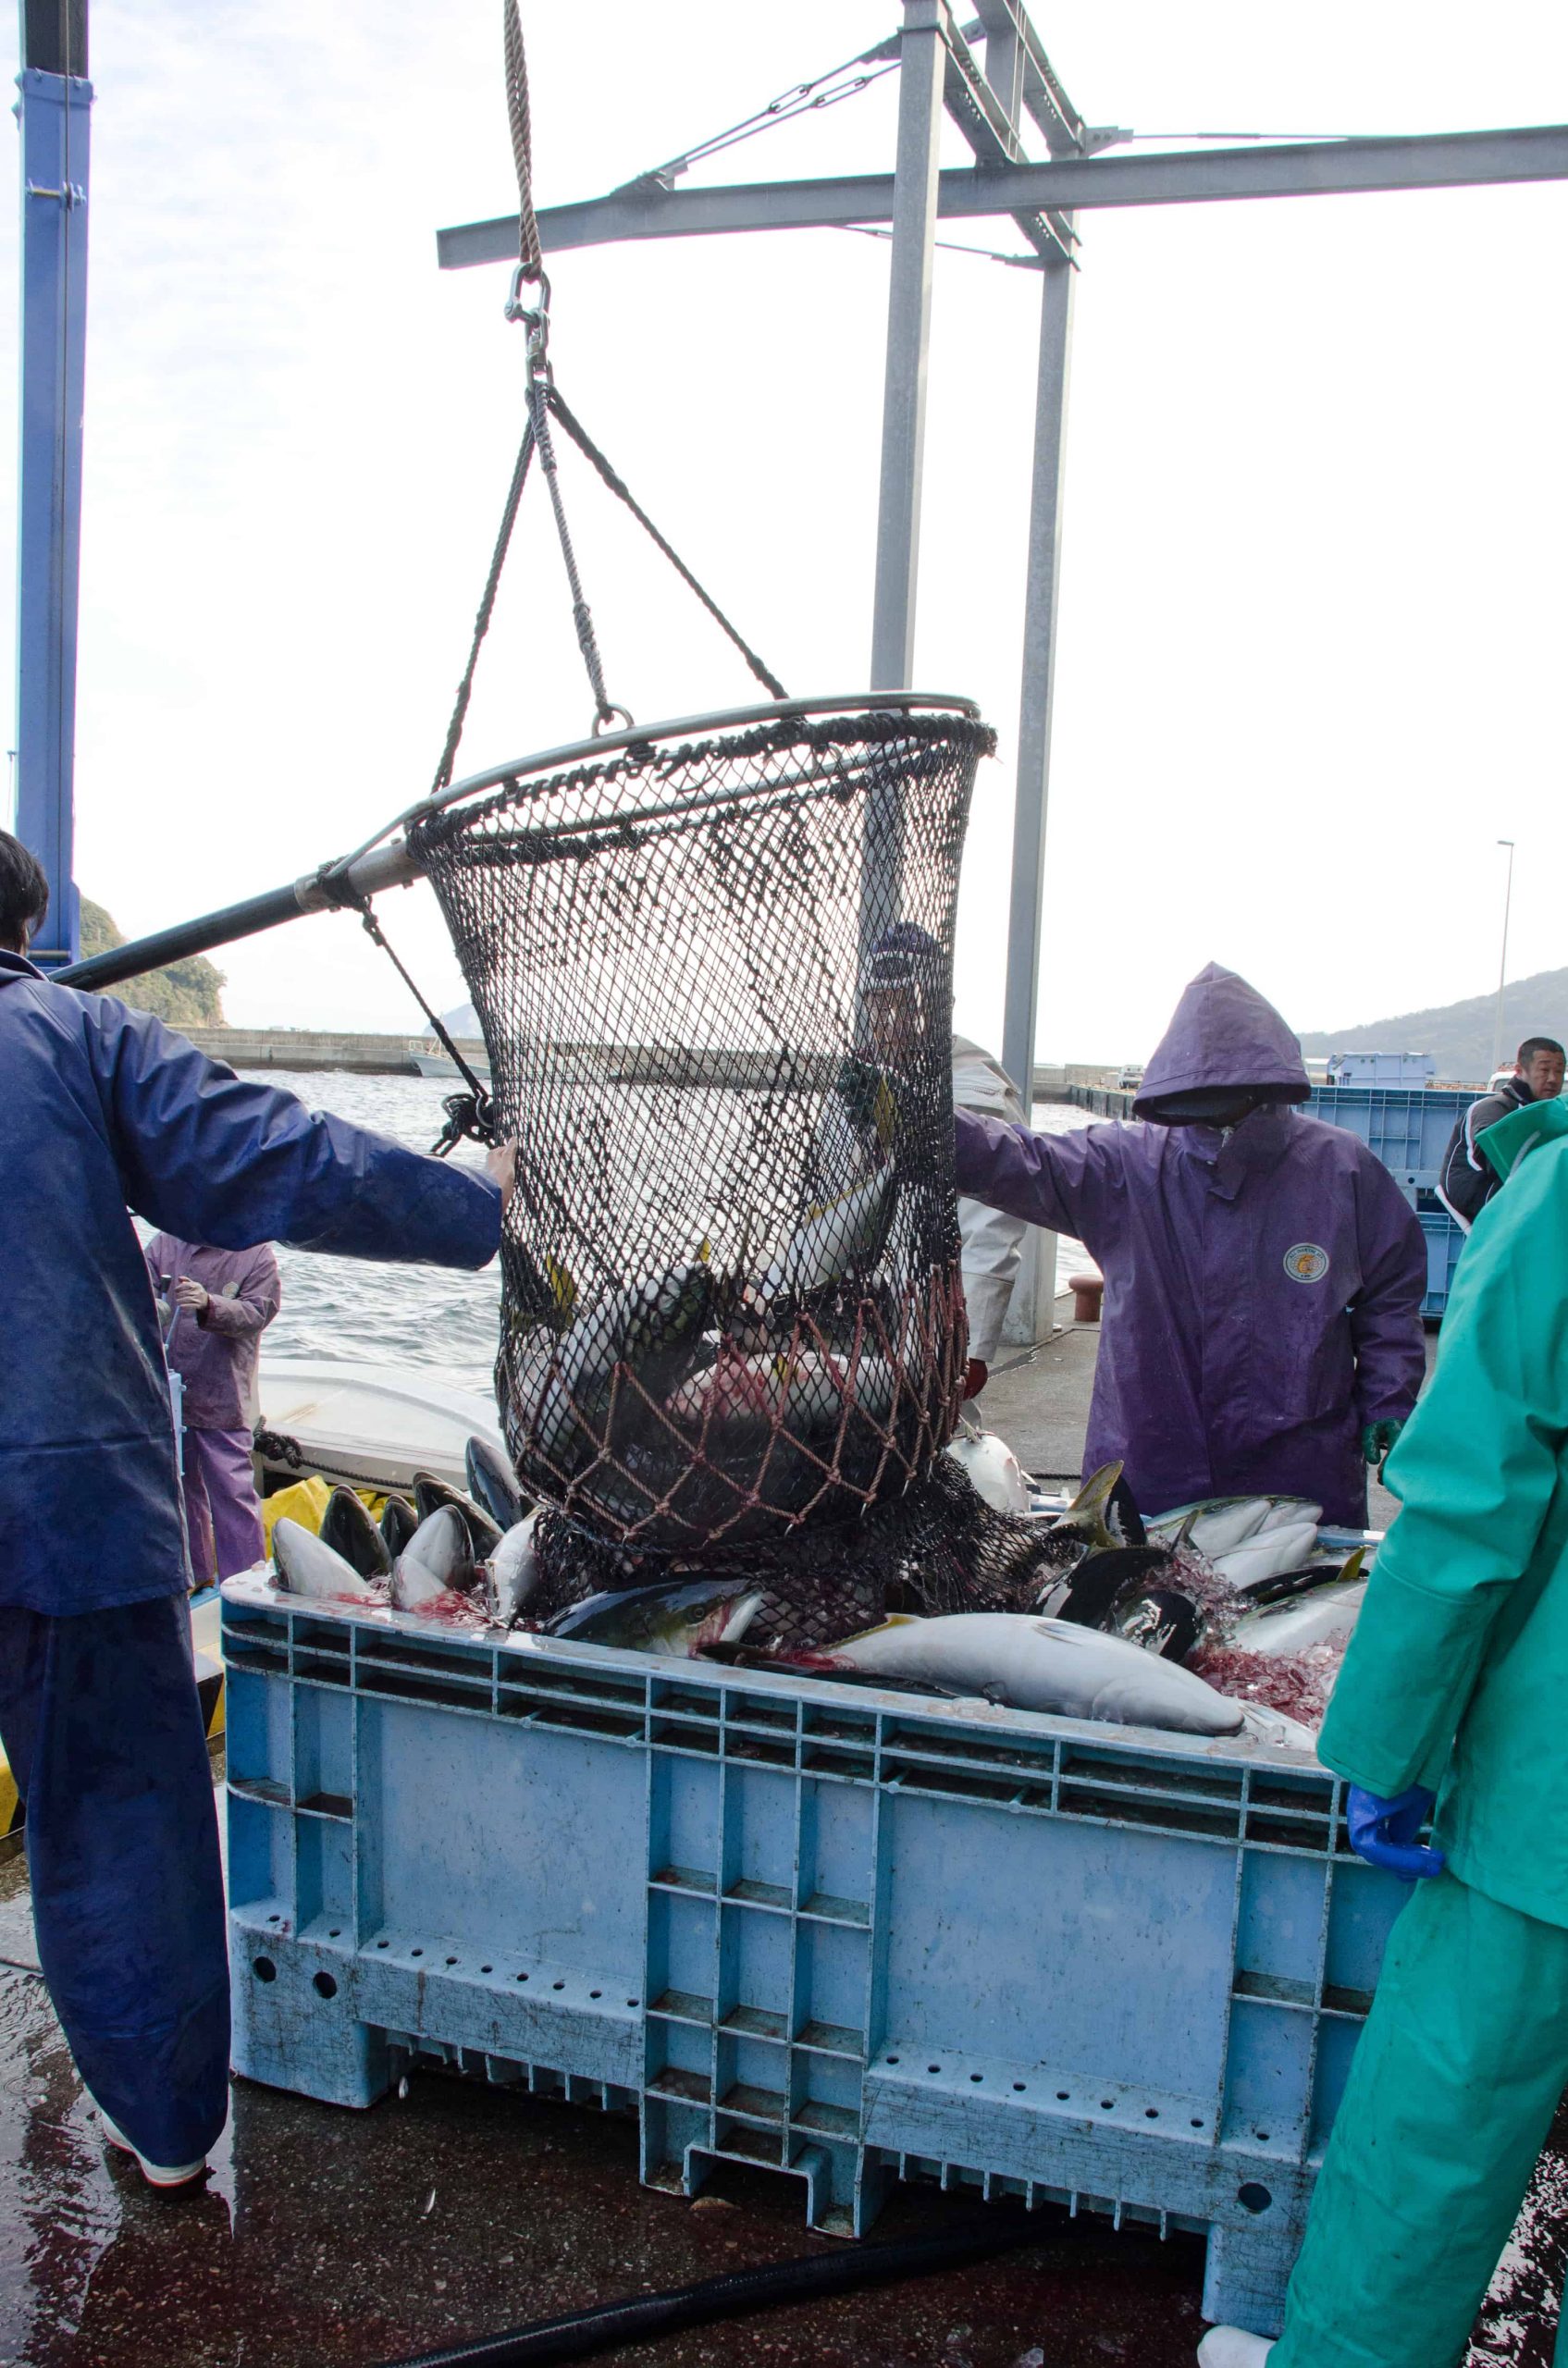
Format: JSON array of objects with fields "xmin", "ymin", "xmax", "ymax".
[
  {"xmin": 944, "ymin": 1427, "xmax": 1031, "ymax": 1516},
  {"xmin": 390, "ymin": 1504, "xmax": 475, "ymax": 1611},
  {"xmin": 1146, "ymin": 1496, "xmax": 1322, "ymax": 1558},
  {"xmin": 485, "ymin": 1511, "xmax": 541, "ymax": 1627},
  {"xmin": 667, "ymin": 1347, "xmax": 894, "ymax": 1435},
  {"xmin": 760, "ymin": 1169, "xmax": 895, "ymax": 1301},
  {"xmin": 549, "ymin": 1576, "xmax": 764, "ymax": 1658},
  {"xmin": 319, "ymin": 1487, "xmax": 391, "ymax": 1581},
  {"xmin": 812, "ymin": 1611, "xmax": 1245, "ymax": 1738},
  {"xmin": 1231, "ymin": 1577, "xmax": 1367, "ymax": 1659},
  {"xmin": 379, "ymin": 1494, "xmax": 419, "ymax": 1557},
  {"xmin": 465, "ymin": 1436, "xmax": 525, "ymax": 1532},
  {"xmin": 1208, "ymin": 1523, "xmax": 1322, "ymax": 1590},
  {"xmin": 272, "ymin": 1517, "xmax": 384, "ymax": 1605},
  {"xmin": 522, "ymin": 1261, "xmax": 716, "ymax": 1465},
  {"xmin": 412, "ymin": 1473, "xmax": 502, "ymax": 1558}
]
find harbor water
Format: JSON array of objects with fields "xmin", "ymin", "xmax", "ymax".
[{"xmin": 254, "ymin": 1070, "xmax": 1091, "ymax": 1400}]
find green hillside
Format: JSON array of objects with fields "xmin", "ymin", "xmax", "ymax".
[
  {"xmin": 1301, "ymin": 968, "xmax": 1568, "ymax": 1085},
  {"xmin": 80, "ymin": 899, "xmax": 226, "ymax": 1028}
]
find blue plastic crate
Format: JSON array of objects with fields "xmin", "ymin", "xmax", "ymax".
[
  {"xmin": 1419, "ymin": 1207, "xmax": 1465, "ymax": 1318},
  {"xmin": 1307, "ymin": 1086, "xmax": 1474, "ymax": 1198},
  {"xmin": 221, "ymin": 1581, "xmax": 1408, "ymax": 2339}
]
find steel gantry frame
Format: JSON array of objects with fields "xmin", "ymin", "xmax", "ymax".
[{"xmin": 436, "ymin": 2, "xmax": 1568, "ymax": 1337}]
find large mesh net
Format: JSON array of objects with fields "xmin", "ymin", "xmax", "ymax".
[{"xmin": 412, "ymin": 700, "xmax": 1015, "ymax": 1634}]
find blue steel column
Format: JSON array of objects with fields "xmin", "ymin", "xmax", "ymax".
[{"xmin": 13, "ymin": 60, "xmax": 92, "ymax": 968}]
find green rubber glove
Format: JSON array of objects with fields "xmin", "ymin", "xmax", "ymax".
[{"xmin": 1361, "ymin": 1418, "xmax": 1404, "ymax": 1469}]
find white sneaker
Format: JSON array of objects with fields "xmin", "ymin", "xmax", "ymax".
[
  {"xmin": 99, "ymin": 2112, "xmax": 208, "ymax": 2190},
  {"xmin": 1197, "ymin": 2332, "xmax": 1275, "ymax": 2367}
]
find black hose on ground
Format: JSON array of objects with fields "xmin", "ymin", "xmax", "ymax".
[{"xmin": 381, "ymin": 2204, "xmax": 1160, "ymax": 2368}]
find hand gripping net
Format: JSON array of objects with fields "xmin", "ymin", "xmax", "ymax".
[{"xmin": 411, "ymin": 701, "xmax": 996, "ymax": 1613}]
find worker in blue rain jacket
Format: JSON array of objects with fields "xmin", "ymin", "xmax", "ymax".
[
  {"xmin": 0, "ymin": 829, "xmax": 512, "ymax": 2193},
  {"xmin": 1198, "ymin": 1108, "xmax": 1568, "ymax": 2366}
]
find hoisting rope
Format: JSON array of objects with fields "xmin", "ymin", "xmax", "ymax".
[
  {"xmin": 545, "ymin": 388, "xmax": 787, "ymax": 701},
  {"xmin": 332, "ymin": 883, "xmax": 500, "ymax": 1155},
  {"xmin": 355, "ymin": 1, "xmax": 792, "ymax": 1151}
]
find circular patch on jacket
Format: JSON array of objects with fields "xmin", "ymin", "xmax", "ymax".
[{"xmin": 1283, "ymin": 1241, "xmax": 1330, "ymax": 1284}]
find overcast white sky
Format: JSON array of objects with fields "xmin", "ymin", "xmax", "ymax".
[{"xmin": 2, "ymin": 1, "xmax": 1566, "ymax": 1060}]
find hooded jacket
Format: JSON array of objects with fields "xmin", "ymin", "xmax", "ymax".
[
  {"xmin": 954, "ymin": 964, "xmax": 1427, "ymax": 1524},
  {"xmin": 0, "ymin": 951, "xmax": 500, "ymax": 1614}
]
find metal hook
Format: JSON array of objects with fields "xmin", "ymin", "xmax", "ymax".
[{"xmin": 593, "ymin": 705, "xmax": 636, "ymax": 736}]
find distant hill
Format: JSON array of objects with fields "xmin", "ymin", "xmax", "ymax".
[
  {"xmin": 80, "ymin": 898, "xmax": 226, "ymax": 1028},
  {"xmin": 1301, "ymin": 968, "xmax": 1568, "ymax": 1085},
  {"xmin": 442, "ymin": 1002, "xmax": 481, "ymax": 1038}
]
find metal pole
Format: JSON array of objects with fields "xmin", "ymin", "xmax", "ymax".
[
  {"xmin": 1000, "ymin": 242, "xmax": 1075, "ymax": 1346},
  {"xmin": 1492, "ymin": 838, "xmax": 1515, "ymax": 1073},
  {"xmin": 13, "ymin": 0, "xmax": 92, "ymax": 969},
  {"xmin": 869, "ymin": 0, "xmax": 947, "ymax": 691}
]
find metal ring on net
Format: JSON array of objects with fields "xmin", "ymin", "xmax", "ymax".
[{"xmin": 408, "ymin": 694, "xmax": 996, "ymax": 1560}]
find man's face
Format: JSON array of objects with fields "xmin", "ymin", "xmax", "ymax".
[
  {"xmin": 863, "ymin": 982, "xmax": 923, "ymax": 1066},
  {"xmin": 1524, "ymin": 1047, "xmax": 1566, "ymax": 1100}
]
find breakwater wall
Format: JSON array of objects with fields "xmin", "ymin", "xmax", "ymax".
[{"xmin": 179, "ymin": 1027, "xmax": 1120, "ymax": 1097}]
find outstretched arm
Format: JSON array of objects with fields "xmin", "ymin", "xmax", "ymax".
[
  {"xmin": 954, "ymin": 1108, "xmax": 1118, "ymax": 1249},
  {"xmin": 89, "ymin": 997, "xmax": 501, "ymax": 1271}
]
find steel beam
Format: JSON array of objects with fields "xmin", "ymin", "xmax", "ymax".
[
  {"xmin": 437, "ymin": 124, "xmax": 1568, "ymax": 267},
  {"xmin": 14, "ymin": 51, "xmax": 92, "ymax": 968},
  {"xmin": 999, "ymin": 245, "xmax": 1074, "ymax": 1344},
  {"xmin": 870, "ymin": 0, "xmax": 947, "ymax": 695}
]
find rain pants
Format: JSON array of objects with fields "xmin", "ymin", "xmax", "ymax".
[
  {"xmin": 0, "ymin": 948, "xmax": 502, "ymax": 2165},
  {"xmin": 1267, "ymin": 1133, "xmax": 1568, "ymax": 2366},
  {"xmin": 953, "ymin": 966, "xmax": 1426, "ymax": 1525}
]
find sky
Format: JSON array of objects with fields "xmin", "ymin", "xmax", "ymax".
[{"xmin": 2, "ymin": 1, "xmax": 1566, "ymax": 1061}]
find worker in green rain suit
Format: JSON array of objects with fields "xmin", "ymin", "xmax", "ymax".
[{"xmin": 1200, "ymin": 1100, "xmax": 1568, "ymax": 2368}]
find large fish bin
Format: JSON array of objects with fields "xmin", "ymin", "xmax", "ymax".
[{"xmin": 221, "ymin": 1576, "xmax": 1407, "ymax": 2336}]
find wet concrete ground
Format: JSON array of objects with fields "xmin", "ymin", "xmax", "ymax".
[{"xmin": 0, "ymin": 1827, "xmax": 1562, "ymax": 2368}]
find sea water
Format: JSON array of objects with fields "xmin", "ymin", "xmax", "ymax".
[{"xmin": 254, "ymin": 1068, "xmax": 1089, "ymax": 1398}]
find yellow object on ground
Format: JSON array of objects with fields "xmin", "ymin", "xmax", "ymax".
[{"xmin": 260, "ymin": 1475, "xmax": 331, "ymax": 1545}]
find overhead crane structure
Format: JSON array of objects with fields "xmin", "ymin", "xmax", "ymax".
[
  {"xmin": 11, "ymin": 4, "xmax": 1568, "ymax": 1315},
  {"xmin": 438, "ymin": 2, "xmax": 1568, "ymax": 1335}
]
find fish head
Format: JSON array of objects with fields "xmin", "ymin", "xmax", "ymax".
[{"xmin": 273, "ymin": 1518, "xmax": 382, "ymax": 1604}]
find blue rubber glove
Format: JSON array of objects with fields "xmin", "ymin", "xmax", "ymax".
[
  {"xmin": 1361, "ymin": 1418, "xmax": 1404, "ymax": 1468},
  {"xmin": 1346, "ymin": 1785, "xmax": 1447, "ymax": 1882}
]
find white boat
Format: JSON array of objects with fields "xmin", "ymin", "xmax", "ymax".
[
  {"xmin": 256, "ymin": 1355, "xmax": 504, "ymax": 1494},
  {"xmin": 411, "ymin": 1044, "xmax": 491, "ymax": 1083}
]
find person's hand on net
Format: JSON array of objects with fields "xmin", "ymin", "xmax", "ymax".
[
  {"xmin": 486, "ymin": 1140, "xmax": 519, "ymax": 1214},
  {"xmin": 171, "ymin": 1276, "xmax": 210, "ymax": 1314}
]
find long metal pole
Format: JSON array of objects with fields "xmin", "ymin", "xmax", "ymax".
[
  {"xmin": 1492, "ymin": 837, "xmax": 1515, "ymax": 1072},
  {"xmin": 999, "ymin": 242, "xmax": 1074, "ymax": 1343},
  {"xmin": 869, "ymin": 0, "xmax": 947, "ymax": 691},
  {"xmin": 13, "ymin": 0, "xmax": 92, "ymax": 970}
]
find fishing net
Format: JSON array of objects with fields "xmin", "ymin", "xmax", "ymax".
[{"xmin": 410, "ymin": 700, "xmax": 996, "ymax": 1590}]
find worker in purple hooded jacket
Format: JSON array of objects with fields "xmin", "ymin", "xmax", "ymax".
[{"xmin": 955, "ymin": 964, "xmax": 1427, "ymax": 1527}]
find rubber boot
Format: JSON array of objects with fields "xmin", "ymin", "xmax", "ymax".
[{"xmin": 1197, "ymin": 2332, "xmax": 1273, "ymax": 2368}]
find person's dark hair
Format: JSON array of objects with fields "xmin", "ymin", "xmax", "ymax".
[
  {"xmin": 1517, "ymin": 1035, "xmax": 1565, "ymax": 1067},
  {"xmin": 0, "ymin": 830, "xmax": 49, "ymax": 953}
]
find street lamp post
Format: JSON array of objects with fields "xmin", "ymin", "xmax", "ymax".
[{"xmin": 1492, "ymin": 839, "xmax": 1516, "ymax": 1075}]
